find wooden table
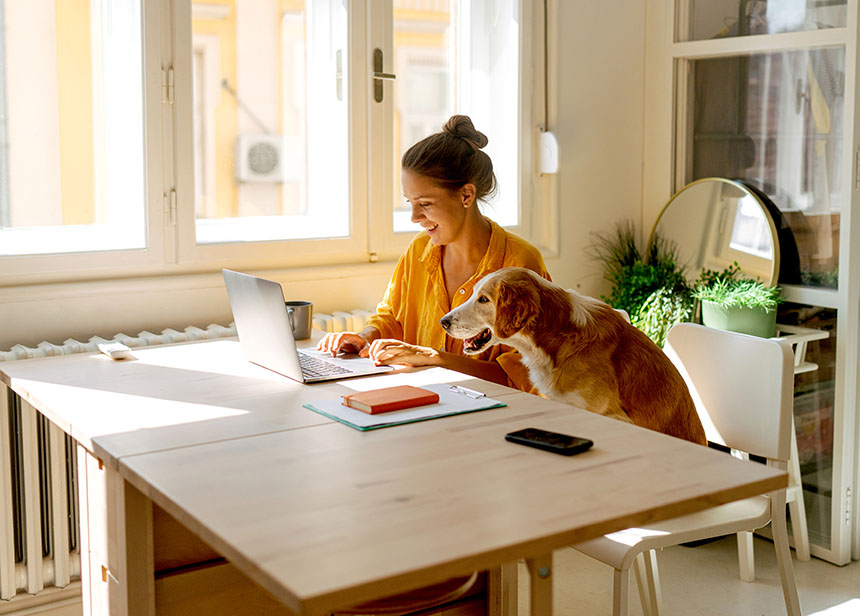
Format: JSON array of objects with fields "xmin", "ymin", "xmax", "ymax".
[{"xmin": 0, "ymin": 337, "xmax": 788, "ymax": 615}]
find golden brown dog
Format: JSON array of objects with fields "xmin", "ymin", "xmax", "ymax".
[{"xmin": 440, "ymin": 267, "xmax": 706, "ymax": 445}]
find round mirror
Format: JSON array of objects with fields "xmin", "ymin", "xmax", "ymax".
[{"xmin": 648, "ymin": 178, "xmax": 780, "ymax": 286}]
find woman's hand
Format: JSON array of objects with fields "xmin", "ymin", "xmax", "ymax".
[
  {"xmin": 367, "ymin": 339, "xmax": 441, "ymax": 367},
  {"xmin": 317, "ymin": 332, "xmax": 370, "ymax": 357}
]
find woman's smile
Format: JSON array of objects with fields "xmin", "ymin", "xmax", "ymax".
[{"xmin": 402, "ymin": 170, "xmax": 472, "ymax": 246}]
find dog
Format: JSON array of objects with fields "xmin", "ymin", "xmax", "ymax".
[{"xmin": 440, "ymin": 267, "xmax": 706, "ymax": 445}]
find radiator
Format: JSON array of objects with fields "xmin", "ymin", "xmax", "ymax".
[
  {"xmin": 1, "ymin": 388, "xmax": 81, "ymax": 600},
  {"xmin": 0, "ymin": 310, "xmax": 373, "ymax": 602},
  {"xmin": 0, "ymin": 311, "xmax": 373, "ymax": 362}
]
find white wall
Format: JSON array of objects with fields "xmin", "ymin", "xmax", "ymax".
[
  {"xmin": 0, "ymin": 265, "xmax": 394, "ymax": 350},
  {"xmin": 542, "ymin": 0, "xmax": 646, "ymax": 297},
  {"xmin": 0, "ymin": 0, "xmax": 649, "ymax": 350}
]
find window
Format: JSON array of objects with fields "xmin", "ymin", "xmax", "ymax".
[
  {"xmin": 189, "ymin": 1, "xmax": 349, "ymax": 246},
  {"xmin": 683, "ymin": 0, "xmax": 847, "ymax": 41},
  {"xmin": 685, "ymin": 48, "xmax": 845, "ymax": 288},
  {"xmin": 0, "ymin": 0, "xmax": 549, "ymax": 280},
  {"xmin": 0, "ymin": 0, "xmax": 148, "ymax": 257}
]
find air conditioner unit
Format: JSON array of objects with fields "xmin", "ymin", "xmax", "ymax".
[{"xmin": 235, "ymin": 134, "xmax": 288, "ymax": 183}]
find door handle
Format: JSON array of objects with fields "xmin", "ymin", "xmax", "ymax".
[{"xmin": 373, "ymin": 48, "xmax": 396, "ymax": 102}]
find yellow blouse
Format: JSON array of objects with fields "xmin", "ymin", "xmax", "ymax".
[{"xmin": 365, "ymin": 219, "xmax": 550, "ymax": 392}]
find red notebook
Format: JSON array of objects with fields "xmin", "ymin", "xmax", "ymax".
[{"xmin": 341, "ymin": 385, "xmax": 439, "ymax": 415}]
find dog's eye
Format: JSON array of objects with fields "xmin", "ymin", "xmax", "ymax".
[{"xmin": 477, "ymin": 296, "xmax": 489, "ymax": 303}]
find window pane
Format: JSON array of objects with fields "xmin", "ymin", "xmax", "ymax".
[
  {"xmin": 191, "ymin": 0, "xmax": 349, "ymax": 245},
  {"xmin": 686, "ymin": 48, "xmax": 844, "ymax": 288},
  {"xmin": 0, "ymin": 0, "xmax": 146, "ymax": 256},
  {"xmin": 391, "ymin": 0, "xmax": 519, "ymax": 233},
  {"xmin": 682, "ymin": 0, "xmax": 847, "ymax": 42},
  {"xmin": 777, "ymin": 303, "xmax": 837, "ymax": 549}
]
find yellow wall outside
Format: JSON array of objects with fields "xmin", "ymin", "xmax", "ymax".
[
  {"xmin": 191, "ymin": 0, "xmax": 302, "ymax": 219},
  {"xmin": 55, "ymin": 0, "xmax": 94, "ymax": 225},
  {"xmin": 192, "ymin": 0, "xmax": 239, "ymax": 218}
]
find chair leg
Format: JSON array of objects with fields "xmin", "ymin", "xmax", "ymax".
[
  {"xmin": 737, "ymin": 531, "xmax": 755, "ymax": 582},
  {"xmin": 772, "ymin": 491, "xmax": 803, "ymax": 616},
  {"xmin": 632, "ymin": 554, "xmax": 652, "ymax": 616},
  {"xmin": 787, "ymin": 489, "xmax": 811, "ymax": 561},
  {"xmin": 788, "ymin": 418, "xmax": 811, "ymax": 561},
  {"xmin": 612, "ymin": 567, "xmax": 629, "ymax": 616},
  {"xmin": 641, "ymin": 550, "xmax": 663, "ymax": 615}
]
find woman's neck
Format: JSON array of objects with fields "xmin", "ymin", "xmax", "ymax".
[{"xmin": 443, "ymin": 214, "xmax": 492, "ymax": 270}]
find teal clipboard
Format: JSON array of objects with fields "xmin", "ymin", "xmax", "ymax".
[{"xmin": 303, "ymin": 383, "xmax": 506, "ymax": 431}]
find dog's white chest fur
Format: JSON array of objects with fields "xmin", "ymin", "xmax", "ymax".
[{"xmin": 510, "ymin": 333, "xmax": 589, "ymax": 409}]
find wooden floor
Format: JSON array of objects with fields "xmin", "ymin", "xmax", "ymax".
[{"xmin": 5, "ymin": 535, "xmax": 858, "ymax": 616}]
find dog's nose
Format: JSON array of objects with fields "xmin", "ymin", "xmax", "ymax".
[{"xmin": 440, "ymin": 315, "xmax": 452, "ymax": 331}]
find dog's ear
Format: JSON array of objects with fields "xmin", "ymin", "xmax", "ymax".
[{"xmin": 495, "ymin": 278, "xmax": 540, "ymax": 339}]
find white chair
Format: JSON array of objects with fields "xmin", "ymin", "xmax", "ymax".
[{"xmin": 572, "ymin": 323, "xmax": 801, "ymax": 616}]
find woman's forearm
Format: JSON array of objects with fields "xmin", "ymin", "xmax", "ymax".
[
  {"xmin": 435, "ymin": 351, "xmax": 510, "ymax": 386},
  {"xmin": 359, "ymin": 326, "xmax": 381, "ymax": 345}
]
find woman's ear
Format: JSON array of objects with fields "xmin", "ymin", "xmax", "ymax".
[{"xmin": 461, "ymin": 183, "xmax": 476, "ymax": 208}]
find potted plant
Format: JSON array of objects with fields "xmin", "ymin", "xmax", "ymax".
[{"xmin": 692, "ymin": 263, "xmax": 783, "ymax": 338}]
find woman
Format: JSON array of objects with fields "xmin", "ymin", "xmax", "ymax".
[{"xmin": 318, "ymin": 115, "xmax": 549, "ymax": 389}]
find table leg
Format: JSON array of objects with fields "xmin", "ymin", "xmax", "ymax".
[
  {"xmin": 124, "ymin": 482, "xmax": 156, "ymax": 616},
  {"xmin": 80, "ymin": 449, "xmax": 155, "ymax": 616},
  {"xmin": 488, "ymin": 562, "xmax": 518, "ymax": 616},
  {"xmin": 525, "ymin": 554, "xmax": 553, "ymax": 616}
]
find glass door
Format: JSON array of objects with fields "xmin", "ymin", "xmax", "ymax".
[{"xmin": 670, "ymin": 0, "xmax": 857, "ymax": 564}]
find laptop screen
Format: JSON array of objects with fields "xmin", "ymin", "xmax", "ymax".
[{"xmin": 222, "ymin": 269, "xmax": 305, "ymax": 380}]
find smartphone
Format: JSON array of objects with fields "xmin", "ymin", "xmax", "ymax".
[{"xmin": 504, "ymin": 427, "xmax": 593, "ymax": 456}]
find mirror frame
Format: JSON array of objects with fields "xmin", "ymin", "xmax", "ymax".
[{"xmin": 647, "ymin": 177, "xmax": 781, "ymax": 286}]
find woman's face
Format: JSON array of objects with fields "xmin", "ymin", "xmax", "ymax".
[{"xmin": 402, "ymin": 170, "xmax": 474, "ymax": 246}]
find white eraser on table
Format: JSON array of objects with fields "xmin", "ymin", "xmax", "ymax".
[{"xmin": 97, "ymin": 342, "xmax": 133, "ymax": 360}]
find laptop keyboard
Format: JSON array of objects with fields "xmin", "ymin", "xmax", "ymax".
[{"xmin": 298, "ymin": 352, "xmax": 353, "ymax": 378}]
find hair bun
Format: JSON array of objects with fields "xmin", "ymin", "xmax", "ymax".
[{"xmin": 442, "ymin": 115, "xmax": 489, "ymax": 150}]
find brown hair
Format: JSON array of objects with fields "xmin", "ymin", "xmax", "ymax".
[{"xmin": 401, "ymin": 115, "xmax": 497, "ymax": 202}]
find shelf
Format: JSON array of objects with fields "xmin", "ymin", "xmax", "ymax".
[
  {"xmin": 773, "ymin": 323, "xmax": 829, "ymax": 375},
  {"xmin": 794, "ymin": 362, "xmax": 820, "ymax": 375}
]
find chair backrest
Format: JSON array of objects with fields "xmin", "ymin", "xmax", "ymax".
[{"xmin": 663, "ymin": 323, "xmax": 794, "ymax": 461}]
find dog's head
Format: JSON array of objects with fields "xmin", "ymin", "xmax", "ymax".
[{"xmin": 440, "ymin": 268, "xmax": 545, "ymax": 354}]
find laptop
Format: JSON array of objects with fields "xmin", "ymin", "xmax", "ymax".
[{"xmin": 222, "ymin": 269, "xmax": 393, "ymax": 383}]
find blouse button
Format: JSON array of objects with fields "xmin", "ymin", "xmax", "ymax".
[{"xmin": 459, "ymin": 289, "xmax": 465, "ymax": 294}]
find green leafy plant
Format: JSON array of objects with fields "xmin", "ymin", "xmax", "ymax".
[
  {"xmin": 800, "ymin": 269, "xmax": 838, "ymax": 289},
  {"xmin": 692, "ymin": 278, "xmax": 783, "ymax": 311},
  {"xmin": 696, "ymin": 261, "xmax": 742, "ymax": 289},
  {"xmin": 588, "ymin": 219, "xmax": 693, "ymax": 347},
  {"xmin": 692, "ymin": 262, "xmax": 783, "ymax": 311},
  {"xmin": 631, "ymin": 287, "xmax": 693, "ymax": 348}
]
